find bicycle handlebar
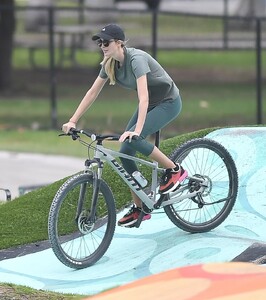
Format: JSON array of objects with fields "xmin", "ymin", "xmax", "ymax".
[{"xmin": 60, "ymin": 128, "xmax": 120, "ymax": 142}]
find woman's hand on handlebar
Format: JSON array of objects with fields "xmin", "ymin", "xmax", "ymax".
[
  {"xmin": 62, "ymin": 121, "xmax": 76, "ymax": 134},
  {"xmin": 119, "ymin": 131, "xmax": 139, "ymax": 143}
]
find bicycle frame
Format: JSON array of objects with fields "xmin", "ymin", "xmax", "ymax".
[{"xmin": 86, "ymin": 143, "xmax": 208, "ymax": 211}]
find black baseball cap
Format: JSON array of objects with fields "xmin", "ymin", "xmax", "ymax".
[{"xmin": 92, "ymin": 24, "xmax": 125, "ymax": 41}]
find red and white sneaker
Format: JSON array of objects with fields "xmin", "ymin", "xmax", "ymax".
[
  {"xmin": 159, "ymin": 163, "xmax": 188, "ymax": 194},
  {"xmin": 117, "ymin": 205, "xmax": 151, "ymax": 228}
]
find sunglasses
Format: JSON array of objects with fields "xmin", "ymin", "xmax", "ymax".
[{"xmin": 96, "ymin": 39, "xmax": 114, "ymax": 47}]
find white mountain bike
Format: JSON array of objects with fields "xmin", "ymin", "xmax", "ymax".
[{"xmin": 48, "ymin": 128, "xmax": 238, "ymax": 269}]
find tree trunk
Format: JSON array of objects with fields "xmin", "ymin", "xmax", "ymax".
[{"xmin": 0, "ymin": 0, "xmax": 15, "ymax": 90}]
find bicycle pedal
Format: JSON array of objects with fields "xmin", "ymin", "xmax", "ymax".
[
  {"xmin": 142, "ymin": 203, "xmax": 153, "ymax": 214},
  {"xmin": 134, "ymin": 211, "xmax": 145, "ymax": 228},
  {"xmin": 154, "ymin": 194, "xmax": 167, "ymax": 209}
]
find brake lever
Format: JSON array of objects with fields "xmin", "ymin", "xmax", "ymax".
[
  {"xmin": 58, "ymin": 129, "xmax": 79, "ymax": 140},
  {"xmin": 71, "ymin": 133, "xmax": 79, "ymax": 141}
]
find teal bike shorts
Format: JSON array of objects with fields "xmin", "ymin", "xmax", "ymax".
[{"xmin": 119, "ymin": 95, "xmax": 182, "ymax": 175}]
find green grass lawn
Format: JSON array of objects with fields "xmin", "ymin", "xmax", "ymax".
[
  {"xmin": 5, "ymin": 48, "xmax": 264, "ymax": 139},
  {"xmin": 0, "ymin": 81, "xmax": 264, "ymax": 145},
  {"xmin": 12, "ymin": 47, "xmax": 266, "ymax": 70},
  {"xmin": 1, "ymin": 48, "xmax": 265, "ymax": 156}
]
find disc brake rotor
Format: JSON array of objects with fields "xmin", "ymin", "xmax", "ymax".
[{"xmin": 78, "ymin": 211, "xmax": 95, "ymax": 234}]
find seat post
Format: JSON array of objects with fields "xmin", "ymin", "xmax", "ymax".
[{"xmin": 155, "ymin": 130, "xmax": 160, "ymax": 147}]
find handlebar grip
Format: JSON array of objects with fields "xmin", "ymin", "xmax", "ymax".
[{"xmin": 68, "ymin": 128, "xmax": 79, "ymax": 140}]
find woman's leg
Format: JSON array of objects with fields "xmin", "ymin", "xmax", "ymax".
[
  {"xmin": 119, "ymin": 110, "xmax": 145, "ymax": 208},
  {"xmin": 120, "ymin": 97, "xmax": 182, "ymax": 210},
  {"xmin": 119, "ymin": 109, "xmax": 138, "ymax": 174},
  {"xmin": 149, "ymin": 146, "xmax": 176, "ymax": 168},
  {"xmin": 124, "ymin": 96, "xmax": 182, "ymax": 164}
]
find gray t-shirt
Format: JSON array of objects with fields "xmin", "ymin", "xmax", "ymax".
[{"xmin": 99, "ymin": 47, "xmax": 179, "ymax": 108}]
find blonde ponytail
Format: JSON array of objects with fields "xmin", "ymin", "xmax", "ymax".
[{"xmin": 101, "ymin": 56, "xmax": 116, "ymax": 85}]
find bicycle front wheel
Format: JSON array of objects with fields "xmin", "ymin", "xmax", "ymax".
[
  {"xmin": 164, "ymin": 138, "xmax": 238, "ymax": 233},
  {"xmin": 48, "ymin": 173, "xmax": 116, "ymax": 269}
]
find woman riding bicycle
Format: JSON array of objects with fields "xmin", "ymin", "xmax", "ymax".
[{"xmin": 62, "ymin": 24, "xmax": 187, "ymax": 228}]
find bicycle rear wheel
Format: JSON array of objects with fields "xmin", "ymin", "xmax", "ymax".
[
  {"xmin": 48, "ymin": 173, "xmax": 116, "ymax": 269},
  {"xmin": 164, "ymin": 138, "xmax": 238, "ymax": 233}
]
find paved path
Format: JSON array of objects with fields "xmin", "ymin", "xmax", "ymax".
[
  {"xmin": 0, "ymin": 127, "xmax": 266, "ymax": 297},
  {"xmin": 0, "ymin": 152, "xmax": 84, "ymax": 200}
]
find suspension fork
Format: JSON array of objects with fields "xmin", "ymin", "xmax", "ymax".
[
  {"xmin": 76, "ymin": 158, "xmax": 103, "ymax": 223},
  {"xmin": 76, "ymin": 182, "xmax": 87, "ymax": 222},
  {"xmin": 87, "ymin": 158, "xmax": 103, "ymax": 222}
]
